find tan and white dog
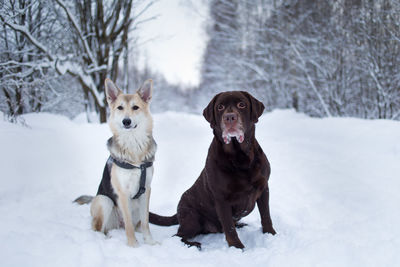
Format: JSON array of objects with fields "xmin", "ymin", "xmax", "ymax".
[{"xmin": 75, "ymin": 78, "xmax": 158, "ymax": 247}]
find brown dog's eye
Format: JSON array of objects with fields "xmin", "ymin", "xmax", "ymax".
[
  {"xmin": 132, "ymin": 105, "xmax": 139, "ymax": 110},
  {"xmin": 237, "ymin": 102, "xmax": 246, "ymax": 109},
  {"xmin": 117, "ymin": 106, "xmax": 123, "ymax": 110},
  {"xmin": 217, "ymin": 104, "xmax": 225, "ymax": 111}
]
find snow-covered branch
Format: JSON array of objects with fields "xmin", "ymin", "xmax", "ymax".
[
  {"xmin": 54, "ymin": 0, "xmax": 98, "ymax": 67},
  {"xmin": 0, "ymin": 16, "xmax": 55, "ymax": 61},
  {"xmin": 290, "ymin": 43, "xmax": 332, "ymax": 117},
  {"xmin": 1, "ymin": 16, "xmax": 104, "ymax": 109}
]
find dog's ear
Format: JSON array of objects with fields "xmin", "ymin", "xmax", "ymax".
[
  {"xmin": 203, "ymin": 93, "xmax": 221, "ymax": 128},
  {"xmin": 241, "ymin": 91, "xmax": 265, "ymax": 123},
  {"xmin": 137, "ymin": 79, "xmax": 153, "ymax": 103},
  {"xmin": 105, "ymin": 78, "xmax": 122, "ymax": 104}
]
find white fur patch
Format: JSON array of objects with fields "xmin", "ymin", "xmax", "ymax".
[
  {"xmin": 113, "ymin": 165, "xmax": 153, "ymax": 199},
  {"xmin": 221, "ymin": 115, "xmax": 245, "ymax": 144},
  {"xmin": 222, "ymin": 130, "xmax": 245, "ymax": 144}
]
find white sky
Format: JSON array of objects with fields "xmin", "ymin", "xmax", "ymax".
[{"xmin": 136, "ymin": 0, "xmax": 208, "ymax": 87}]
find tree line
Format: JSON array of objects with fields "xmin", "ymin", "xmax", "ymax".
[
  {"xmin": 1, "ymin": 0, "xmax": 399, "ymax": 121},
  {"xmin": 199, "ymin": 0, "xmax": 400, "ymax": 120}
]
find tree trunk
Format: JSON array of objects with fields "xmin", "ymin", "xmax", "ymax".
[{"xmin": 99, "ymin": 106, "xmax": 107, "ymax": 123}]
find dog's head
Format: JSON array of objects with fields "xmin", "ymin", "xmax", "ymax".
[
  {"xmin": 105, "ymin": 78, "xmax": 153, "ymax": 135},
  {"xmin": 203, "ymin": 91, "xmax": 264, "ymax": 144}
]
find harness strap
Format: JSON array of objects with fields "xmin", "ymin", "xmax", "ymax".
[{"xmin": 109, "ymin": 156, "xmax": 153, "ymax": 199}]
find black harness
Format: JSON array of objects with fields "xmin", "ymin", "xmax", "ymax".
[{"xmin": 109, "ymin": 156, "xmax": 153, "ymax": 199}]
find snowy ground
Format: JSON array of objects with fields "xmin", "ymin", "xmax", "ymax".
[{"xmin": 0, "ymin": 110, "xmax": 399, "ymax": 267}]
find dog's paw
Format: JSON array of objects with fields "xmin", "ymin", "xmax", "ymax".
[
  {"xmin": 235, "ymin": 222, "xmax": 248, "ymax": 229},
  {"xmin": 144, "ymin": 238, "xmax": 160, "ymax": 246},
  {"xmin": 230, "ymin": 242, "xmax": 245, "ymax": 250},
  {"xmin": 227, "ymin": 238, "xmax": 245, "ymax": 250},
  {"xmin": 127, "ymin": 239, "xmax": 140, "ymax": 248},
  {"xmin": 181, "ymin": 238, "xmax": 202, "ymax": 250},
  {"xmin": 262, "ymin": 225, "xmax": 277, "ymax": 235}
]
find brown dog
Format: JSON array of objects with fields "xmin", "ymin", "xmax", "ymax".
[{"xmin": 150, "ymin": 91, "xmax": 276, "ymax": 249}]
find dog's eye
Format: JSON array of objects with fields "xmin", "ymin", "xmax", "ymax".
[
  {"xmin": 237, "ymin": 102, "xmax": 246, "ymax": 109},
  {"xmin": 217, "ymin": 104, "xmax": 225, "ymax": 111},
  {"xmin": 132, "ymin": 105, "xmax": 139, "ymax": 110},
  {"xmin": 117, "ymin": 106, "xmax": 123, "ymax": 110}
]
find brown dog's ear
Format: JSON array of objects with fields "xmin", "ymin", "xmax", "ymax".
[
  {"xmin": 105, "ymin": 78, "xmax": 122, "ymax": 104},
  {"xmin": 241, "ymin": 91, "xmax": 265, "ymax": 123},
  {"xmin": 203, "ymin": 93, "xmax": 221, "ymax": 128}
]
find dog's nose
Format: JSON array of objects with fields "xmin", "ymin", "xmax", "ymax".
[
  {"xmin": 223, "ymin": 113, "xmax": 237, "ymax": 124},
  {"xmin": 122, "ymin": 118, "xmax": 131, "ymax": 127}
]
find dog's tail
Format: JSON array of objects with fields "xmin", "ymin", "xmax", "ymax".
[
  {"xmin": 149, "ymin": 212, "xmax": 179, "ymax": 226},
  {"xmin": 73, "ymin": 195, "xmax": 94, "ymax": 205}
]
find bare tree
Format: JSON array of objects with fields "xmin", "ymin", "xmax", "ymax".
[
  {"xmin": 0, "ymin": 0, "xmax": 56, "ymax": 118},
  {"xmin": 0, "ymin": 0, "xmax": 155, "ymax": 122}
]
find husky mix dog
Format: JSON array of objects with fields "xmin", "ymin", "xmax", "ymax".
[{"xmin": 75, "ymin": 78, "xmax": 158, "ymax": 247}]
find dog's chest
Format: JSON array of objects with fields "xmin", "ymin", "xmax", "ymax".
[
  {"xmin": 114, "ymin": 166, "xmax": 153, "ymax": 196},
  {"xmin": 222, "ymin": 170, "xmax": 266, "ymax": 203}
]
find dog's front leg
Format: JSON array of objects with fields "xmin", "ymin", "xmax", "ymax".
[
  {"xmin": 118, "ymin": 194, "xmax": 139, "ymax": 247},
  {"xmin": 139, "ymin": 187, "xmax": 158, "ymax": 245},
  {"xmin": 256, "ymin": 185, "xmax": 276, "ymax": 235},
  {"xmin": 111, "ymin": 167, "xmax": 139, "ymax": 247},
  {"xmin": 215, "ymin": 201, "xmax": 244, "ymax": 249}
]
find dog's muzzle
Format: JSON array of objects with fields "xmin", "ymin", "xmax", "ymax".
[
  {"xmin": 221, "ymin": 112, "xmax": 244, "ymax": 144},
  {"xmin": 122, "ymin": 118, "xmax": 137, "ymax": 129}
]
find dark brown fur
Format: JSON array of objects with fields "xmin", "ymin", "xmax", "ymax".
[{"xmin": 150, "ymin": 91, "xmax": 276, "ymax": 249}]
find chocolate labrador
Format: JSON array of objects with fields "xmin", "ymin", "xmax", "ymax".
[{"xmin": 150, "ymin": 91, "xmax": 276, "ymax": 249}]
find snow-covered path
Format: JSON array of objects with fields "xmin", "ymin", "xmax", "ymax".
[{"xmin": 1, "ymin": 110, "xmax": 399, "ymax": 267}]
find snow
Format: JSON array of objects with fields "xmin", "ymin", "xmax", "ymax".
[{"xmin": 0, "ymin": 110, "xmax": 399, "ymax": 267}]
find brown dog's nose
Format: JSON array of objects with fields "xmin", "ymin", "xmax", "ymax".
[{"xmin": 223, "ymin": 112, "xmax": 237, "ymax": 124}]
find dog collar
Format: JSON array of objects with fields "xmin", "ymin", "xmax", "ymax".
[{"xmin": 108, "ymin": 156, "xmax": 153, "ymax": 199}]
